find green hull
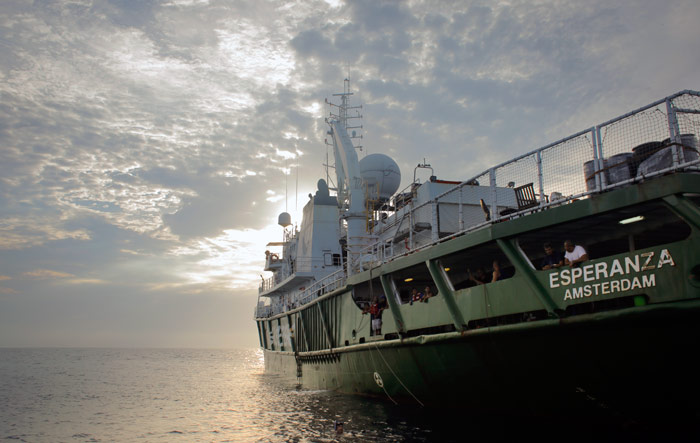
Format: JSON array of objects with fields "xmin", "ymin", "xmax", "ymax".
[
  {"xmin": 265, "ymin": 299, "xmax": 700, "ymax": 415},
  {"xmin": 258, "ymin": 172, "xmax": 700, "ymax": 414}
]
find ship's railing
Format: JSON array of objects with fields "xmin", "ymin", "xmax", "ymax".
[
  {"xmin": 254, "ymin": 269, "xmax": 347, "ymax": 318},
  {"xmin": 259, "ymin": 256, "xmax": 340, "ymax": 293},
  {"xmin": 255, "ymin": 304, "xmax": 274, "ymax": 318},
  {"xmin": 258, "ymin": 257, "xmax": 322, "ymax": 293},
  {"xmin": 297, "ymin": 268, "xmax": 347, "ymax": 306},
  {"xmin": 259, "ymin": 272, "xmax": 278, "ymax": 293},
  {"xmin": 353, "ymin": 90, "xmax": 700, "ymax": 272}
]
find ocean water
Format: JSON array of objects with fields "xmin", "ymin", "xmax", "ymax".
[{"xmin": 1, "ymin": 348, "xmax": 698, "ymax": 442}]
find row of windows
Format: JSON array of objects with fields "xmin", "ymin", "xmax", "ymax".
[{"xmin": 353, "ymin": 199, "xmax": 692, "ymax": 307}]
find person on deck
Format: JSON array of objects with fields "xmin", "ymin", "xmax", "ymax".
[
  {"xmin": 468, "ymin": 268, "xmax": 488, "ymax": 285},
  {"xmin": 563, "ymin": 240, "xmax": 588, "ymax": 267},
  {"xmin": 421, "ymin": 286, "xmax": 434, "ymax": 302},
  {"xmin": 410, "ymin": 288, "xmax": 424, "ymax": 304},
  {"xmin": 541, "ymin": 242, "xmax": 564, "ymax": 270},
  {"xmin": 469, "ymin": 260, "xmax": 501, "ymax": 285},
  {"xmin": 491, "ymin": 260, "xmax": 502, "ymax": 282},
  {"xmin": 365, "ymin": 296, "xmax": 386, "ymax": 336}
]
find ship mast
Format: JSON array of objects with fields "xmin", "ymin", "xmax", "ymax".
[{"xmin": 326, "ymin": 79, "xmax": 365, "ymax": 275}]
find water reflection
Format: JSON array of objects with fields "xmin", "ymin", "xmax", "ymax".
[{"xmin": 1, "ymin": 348, "xmax": 698, "ymax": 442}]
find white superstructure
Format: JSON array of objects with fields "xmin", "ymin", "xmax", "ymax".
[{"xmin": 257, "ymin": 79, "xmax": 520, "ymax": 314}]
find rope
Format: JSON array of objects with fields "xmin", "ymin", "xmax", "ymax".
[
  {"xmin": 368, "ymin": 347, "xmax": 398, "ymax": 405},
  {"xmin": 355, "ymin": 312, "xmax": 368, "ymax": 332},
  {"xmin": 483, "ymin": 281, "xmax": 493, "ymax": 331},
  {"xmin": 377, "ymin": 375, "xmax": 398, "ymax": 405},
  {"xmin": 372, "ymin": 344, "xmax": 425, "ymax": 407}
]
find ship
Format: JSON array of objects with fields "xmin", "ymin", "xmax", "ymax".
[{"xmin": 254, "ymin": 81, "xmax": 700, "ymax": 418}]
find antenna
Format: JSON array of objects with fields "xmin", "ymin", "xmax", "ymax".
[
  {"xmin": 285, "ymin": 157, "xmax": 288, "ymax": 212},
  {"xmin": 414, "ymin": 159, "xmax": 433, "ymax": 183}
]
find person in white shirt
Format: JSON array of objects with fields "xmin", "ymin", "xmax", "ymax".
[{"xmin": 564, "ymin": 240, "xmax": 588, "ymax": 267}]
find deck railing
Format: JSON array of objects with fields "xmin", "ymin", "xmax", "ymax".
[
  {"xmin": 258, "ymin": 256, "xmax": 340, "ymax": 293},
  {"xmin": 255, "ymin": 268, "xmax": 346, "ymax": 318},
  {"xmin": 297, "ymin": 268, "xmax": 347, "ymax": 306}
]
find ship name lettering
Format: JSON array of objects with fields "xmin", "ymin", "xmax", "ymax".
[
  {"xmin": 641, "ymin": 252, "xmax": 655, "ymax": 271},
  {"xmin": 563, "ymin": 274, "xmax": 656, "ymax": 300},
  {"xmin": 549, "ymin": 249, "xmax": 674, "ymax": 289}
]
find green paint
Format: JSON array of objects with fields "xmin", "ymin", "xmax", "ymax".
[
  {"xmin": 426, "ymin": 259, "xmax": 467, "ymax": 331},
  {"xmin": 496, "ymin": 238, "xmax": 561, "ymax": 317},
  {"xmin": 380, "ymin": 273, "xmax": 406, "ymax": 334}
]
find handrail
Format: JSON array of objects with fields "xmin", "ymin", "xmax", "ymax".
[
  {"xmin": 258, "ymin": 256, "xmax": 340, "ymax": 293},
  {"xmin": 255, "ymin": 268, "xmax": 347, "ymax": 318}
]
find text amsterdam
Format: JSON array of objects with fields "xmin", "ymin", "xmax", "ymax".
[{"xmin": 548, "ymin": 249, "xmax": 675, "ymax": 301}]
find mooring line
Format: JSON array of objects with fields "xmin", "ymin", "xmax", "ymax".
[
  {"xmin": 373, "ymin": 344, "xmax": 425, "ymax": 407},
  {"xmin": 368, "ymin": 347, "xmax": 398, "ymax": 405},
  {"xmin": 483, "ymin": 282, "xmax": 493, "ymax": 331}
]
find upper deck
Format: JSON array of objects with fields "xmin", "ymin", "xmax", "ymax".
[
  {"xmin": 255, "ymin": 90, "xmax": 700, "ymax": 319},
  {"xmin": 361, "ymin": 90, "xmax": 700, "ymax": 266}
]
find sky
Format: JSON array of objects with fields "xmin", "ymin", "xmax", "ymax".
[{"xmin": 1, "ymin": 0, "xmax": 699, "ymax": 348}]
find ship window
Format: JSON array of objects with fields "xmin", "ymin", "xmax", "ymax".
[
  {"xmin": 391, "ymin": 262, "xmax": 436, "ymax": 304},
  {"xmin": 324, "ymin": 252, "xmax": 333, "ymax": 266},
  {"xmin": 333, "ymin": 253, "xmax": 342, "ymax": 266},
  {"xmin": 352, "ymin": 278, "xmax": 383, "ymax": 311},
  {"xmin": 518, "ymin": 200, "xmax": 692, "ymax": 268},
  {"xmin": 439, "ymin": 241, "xmax": 515, "ymax": 290}
]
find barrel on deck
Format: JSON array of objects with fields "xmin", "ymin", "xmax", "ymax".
[
  {"xmin": 605, "ymin": 153, "xmax": 634, "ymax": 185},
  {"xmin": 583, "ymin": 160, "xmax": 599, "ymax": 191},
  {"xmin": 662, "ymin": 134, "xmax": 699, "ymax": 164},
  {"xmin": 637, "ymin": 134, "xmax": 699, "ymax": 176},
  {"xmin": 632, "ymin": 141, "xmax": 664, "ymax": 168}
]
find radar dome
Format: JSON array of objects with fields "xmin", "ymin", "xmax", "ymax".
[
  {"xmin": 359, "ymin": 154, "xmax": 401, "ymax": 202},
  {"xmin": 278, "ymin": 212, "xmax": 292, "ymax": 227}
]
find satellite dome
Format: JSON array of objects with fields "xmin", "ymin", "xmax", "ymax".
[
  {"xmin": 278, "ymin": 212, "xmax": 292, "ymax": 227},
  {"xmin": 359, "ymin": 154, "xmax": 401, "ymax": 202}
]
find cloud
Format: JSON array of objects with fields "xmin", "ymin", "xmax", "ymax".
[
  {"xmin": 1, "ymin": 0, "xmax": 699, "ymax": 347},
  {"xmin": 64, "ymin": 278, "xmax": 108, "ymax": 285},
  {"xmin": 22, "ymin": 269, "xmax": 75, "ymax": 279},
  {"xmin": 167, "ymin": 225, "xmax": 277, "ymax": 290}
]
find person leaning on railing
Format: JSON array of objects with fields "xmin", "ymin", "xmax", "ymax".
[
  {"xmin": 541, "ymin": 242, "xmax": 564, "ymax": 270},
  {"xmin": 410, "ymin": 288, "xmax": 424, "ymax": 304},
  {"xmin": 421, "ymin": 286, "xmax": 434, "ymax": 302},
  {"xmin": 468, "ymin": 260, "xmax": 502, "ymax": 285},
  {"xmin": 563, "ymin": 240, "xmax": 588, "ymax": 267}
]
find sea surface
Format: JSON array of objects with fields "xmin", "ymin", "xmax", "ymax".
[{"xmin": 1, "ymin": 347, "xmax": 698, "ymax": 442}]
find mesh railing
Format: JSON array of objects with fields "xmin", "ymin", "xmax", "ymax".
[
  {"xmin": 540, "ymin": 129, "xmax": 597, "ymax": 199},
  {"xmin": 670, "ymin": 93, "xmax": 700, "ymax": 167},
  {"xmin": 675, "ymin": 93, "xmax": 700, "ymax": 140},
  {"xmin": 596, "ymin": 91, "xmax": 700, "ymax": 187}
]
